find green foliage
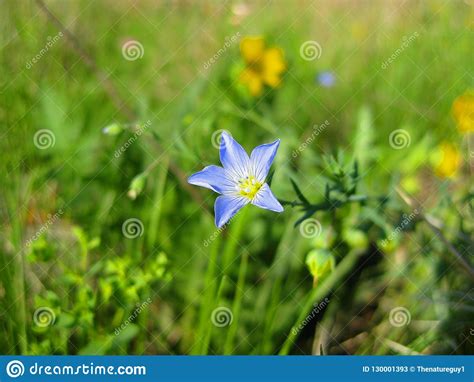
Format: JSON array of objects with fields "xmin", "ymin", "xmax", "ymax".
[{"xmin": 0, "ymin": 0, "xmax": 472, "ymax": 356}]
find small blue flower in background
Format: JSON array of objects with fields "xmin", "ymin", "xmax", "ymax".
[
  {"xmin": 316, "ymin": 71, "xmax": 335, "ymax": 87},
  {"xmin": 188, "ymin": 132, "xmax": 284, "ymax": 228}
]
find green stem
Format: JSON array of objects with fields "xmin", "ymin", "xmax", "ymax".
[
  {"xmin": 259, "ymin": 216, "xmax": 300, "ymax": 353},
  {"xmin": 200, "ymin": 275, "xmax": 228, "ymax": 354},
  {"xmin": 260, "ymin": 278, "xmax": 282, "ymax": 354},
  {"xmin": 192, "ymin": 226, "xmax": 221, "ymax": 355},
  {"xmin": 280, "ymin": 194, "xmax": 387, "ymax": 209},
  {"xmin": 146, "ymin": 156, "xmax": 169, "ymax": 251},
  {"xmin": 221, "ymin": 206, "xmax": 248, "ymax": 271},
  {"xmin": 10, "ymin": 175, "xmax": 30, "ymax": 354},
  {"xmin": 311, "ymin": 292, "xmax": 340, "ymax": 354},
  {"xmin": 279, "ymin": 249, "xmax": 363, "ymax": 355},
  {"xmin": 223, "ymin": 251, "xmax": 248, "ymax": 354},
  {"xmin": 221, "ymin": 101, "xmax": 277, "ymax": 134}
]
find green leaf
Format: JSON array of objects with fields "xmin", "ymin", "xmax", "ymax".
[
  {"xmin": 113, "ymin": 324, "xmax": 140, "ymax": 346},
  {"xmin": 290, "ymin": 178, "xmax": 310, "ymax": 205},
  {"xmin": 353, "ymin": 105, "xmax": 375, "ymax": 169},
  {"xmin": 294, "ymin": 208, "xmax": 316, "ymax": 227},
  {"xmin": 79, "ymin": 336, "xmax": 113, "ymax": 355}
]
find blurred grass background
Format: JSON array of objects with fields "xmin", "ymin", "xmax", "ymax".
[{"xmin": 1, "ymin": 0, "xmax": 473, "ymax": 355}]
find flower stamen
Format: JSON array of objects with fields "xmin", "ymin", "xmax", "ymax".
[{"xmin": 238, "ymin": 175, "xmax": 262, "ymax": 200}]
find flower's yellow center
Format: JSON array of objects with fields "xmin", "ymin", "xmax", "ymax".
[
  {"xmin": 238, "ymin": 176, "xmax": 262, "ymax": 200},
  {"xmin": 248, "ymin": 59, "xmax": 264, "ymax": 75}
]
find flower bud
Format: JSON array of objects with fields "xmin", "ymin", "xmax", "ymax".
[
  {"xmin": 305, "ymin": 249, "xmax": 335, "ymax": 286},
  {"xmin": 102, "ymin": 122, "xmax": 123, "ymax": 136},
  {"xmin": 342, "ymin": 228, "xmax": 368, "ymax": 250},
  {"xmin": 127, "ymin": 173, "xmax": 147, "ymax": 200}
]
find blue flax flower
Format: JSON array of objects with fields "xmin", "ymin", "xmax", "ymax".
[
  {"xmin": 316, "ymin": 71, "xmax": 335, "ymax": 88},
  {"xmin": 188, "ymin": 132, "xmax": 284, "ymax": 227}
]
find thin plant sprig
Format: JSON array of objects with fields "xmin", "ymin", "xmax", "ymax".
[{"xmin": 280, "ymin": 156, "xmax": 388, "ymax": 226}]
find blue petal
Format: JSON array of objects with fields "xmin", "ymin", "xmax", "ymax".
[
  {"xmin": 250, "ymin": 139, "xmax": 280, "ymax": 182},
  {"xmin": 214, "ymin": 195, "xmax": 248, "ymax": 228},
  {"xmin": 219, "ymin": 131, "xmax": 250, "ymax": 180},
  {"xmin": 188, "ymin": 165, "xmax": 235, "ymax": 194},
  {"xmin": 252, "ymin": 183, "xmax": 284, "ymax": 212}
]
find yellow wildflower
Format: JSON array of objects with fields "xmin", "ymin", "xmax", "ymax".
[
  {"xmin": 239, "ymin": 36, "xmax": 286, "ymax": 97},
  {"xmin": 435, "ymin": 142, "xmax": 462, "ymax": 178},
  {"xmin": 452, "ymin": 93, "xmax": 474, "ymax": 133},
  {"xmin": 350, "ymin": 22, "xmax": 368, "ymax": 42}
]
